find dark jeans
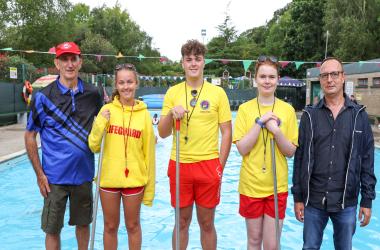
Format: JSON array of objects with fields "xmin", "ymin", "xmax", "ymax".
[{"xmin": 303, "ymin": 205, "xmax": 356, "ymax": 250}]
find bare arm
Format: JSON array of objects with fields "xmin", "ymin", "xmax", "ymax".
[
  {"xmin": 158, "ymin": 112, "xmax": 174, "ymax": 138},
  {"xmin": 266, "ymin": 119, "xmax": 297, "ymax": 157},
  {"xmin": 219, "ymin": 121, "xmax": 232, "ymax": 168},
  {"xmin": 235, "ymin": 123, "xmax": 261, "ymax": 156},
  {"xmin": 158, "ymin": 105, "xmax": 188, "ymax": 138},
  {"xmin": 24, "ymin": 130, "xmax": 50, "ymax": 197},
  {"xmin": 235, "ymin": 112, "xmax": 275, "ymax": 156}
]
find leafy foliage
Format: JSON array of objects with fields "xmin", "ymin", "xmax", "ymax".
[{"xmin": 1, "ymin": 0, "xmax": 379, "ymax": 83}]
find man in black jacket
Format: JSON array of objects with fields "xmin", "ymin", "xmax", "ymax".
[{"xmin": 291, "ymin": 57, "xmax": 376, "ymax": 250}]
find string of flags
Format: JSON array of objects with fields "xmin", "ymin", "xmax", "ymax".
[
  {"xmin": 138, "ymin": 75, "xmax": 306, "ymax": 87},
  {"xmin": 1, "ymin": 47, "xmax": 380, "ymax": 71}
]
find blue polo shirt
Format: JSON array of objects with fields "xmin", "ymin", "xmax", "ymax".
[{"xmin": 26, "ymin": 77, "xmax": 102, "ymax": 185}]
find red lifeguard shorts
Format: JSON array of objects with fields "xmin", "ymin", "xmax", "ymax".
[
  {"xmin": 239, "ymin": 192, "xmax": 288, "ymax": 219},
  {"xmin": 168, "ymin": 158, "xmax": 222, "ymax": 208},
  {"xmin": 100, "ymin": 186, "xmax": 144, "ymax": 197}
]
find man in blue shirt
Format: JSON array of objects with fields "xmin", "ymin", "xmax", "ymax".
[
  {"xmin": 292, "ymin": 57, "xmax": 376, "ymax": 249},
  {"xmin": 25, "ymin": 42, "xmax": 102, "ymax": 250}
]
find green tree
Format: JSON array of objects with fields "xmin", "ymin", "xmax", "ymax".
[
  {"xmin": 265, "ymin": 10, "xmax": 292, "ymax": 57},
  {"xmin": 89, "ymin": 4, "xmax": 150, "ymax": 55},
  {"xmin": 1, "ymin": 0, "xmax": 73, "ymax": 66},
  {"xmin": 65, "ymin": 3, "xmax": 91, "ymax": 42},
  {"xmin": 88, "ymin": 4, "xmax": 162, "ymax": 76},
  {"xmin": 206, "ymin": 9, "xmax": 242, "ymax": 78},
  {"xmin": 80, "ymin": 31, "xmax": 117, "ymax": 74},
  {"xmin": 5, "ymin": 0, "xmax": 71, "ymax": 49},
  {"xmin": 282, "ymin": 0, "xmax": 326, "ymax": 61},
  {"xmin": 216, "ymin": 13, "xmax": 238, "ymax": 47},
  {"xmin": 324, "ymin": 0, "xmax": 380, "ymax": 60}
]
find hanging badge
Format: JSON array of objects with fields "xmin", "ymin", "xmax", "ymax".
[
  {"xmin": 125, "ymin": 166, "xmax": 129, "ymax": 177},
  {"xmin": 190, "ymin": 98, "xmax": 197, "ymax": 107},
  {"xmin": 262, "ymin": 163, "xmax": 267, "ymax": 173}
]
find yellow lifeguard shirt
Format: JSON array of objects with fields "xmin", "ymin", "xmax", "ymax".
[
  {"xmin": 233, "ymin": 98, "xmax": 298, "ymax": 197},
  {"xmin": 161, "ymin": 81, "xmax": 231, "ymax": 163}
]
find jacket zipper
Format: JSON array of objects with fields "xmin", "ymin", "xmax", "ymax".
[
  {"xmin": 341, "ymin": 106, "xmax": 365, "ymax": 209},
  {"xmin": 304, "ymin": 109, "xmax": 313, "ymax": 207}
]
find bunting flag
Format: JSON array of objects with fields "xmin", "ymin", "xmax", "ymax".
[
  {"xmin": 48, "ymin": 47, "xmax": 55, "ymax": 54},
  {"xmin": 115, "ymin": 52, "xmax": 124, "ymax": 58},
  {"xmin": 1, "ymin": 47, "xmax": 379, "ymax": 71},
  {"xmin": 316, "ymin": 62, "xmax": 322, "ymax": 68},
  {"xmin": 242, "ymin": 60, "xmax": 253, "ymax": 72},
  {"xmin": 221, "ymin": 59, "xmax": 229, "ymax": 65},
  {"xmin": 160, "ymin": 57, "xmax": 168, "ymax": 63},
  {"xmin": 295, "ymin": 61, "xmax": 305, "ymax": 70},
  {"xmin": 280, "ymin": 61, "xmax": 290, "ymax": 68},
  {"xmin": 205, "ymin": 59, "xmax": 213, "ymax": 65}
]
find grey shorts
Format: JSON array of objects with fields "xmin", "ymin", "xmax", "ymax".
[{"xmin": 41, "ymin": 182, "xmax": 93, "ymax": 234}]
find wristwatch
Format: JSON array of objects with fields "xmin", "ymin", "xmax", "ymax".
[{"xmin": 255, "ymin": 117, "xmax": 265, "ymax": 128}]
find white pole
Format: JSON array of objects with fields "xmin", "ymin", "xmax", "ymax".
[
  {"xmin": 175, "ymin": 119, "xmax": 180, "ymax": 250},
  {"xmin": 89, "ymin": 133, "xmax": 106, "ymax": 250},
  {"xmin": 324, "ymin": 30, "xmax": 329, "ymax": 59},
  {"xmin": 270, "ymin": 139, "xmax": 281, "ymax": 250}
]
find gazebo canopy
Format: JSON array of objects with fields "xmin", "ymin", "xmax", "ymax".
[{"xmin": 278, "ymin": 76, "xmax": 305, "ymax": 87}]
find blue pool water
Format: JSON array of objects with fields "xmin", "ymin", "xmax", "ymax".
[{"xmin": 0, "ymin": 113, "xmax": 379, "ymax": 249}]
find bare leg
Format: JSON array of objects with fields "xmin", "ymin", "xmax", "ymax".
[
  {"xmin": 100, "ymin": 190, "xmax": 121, "ymax": 250},
  {"xmin": 246, "ymin": 217, "xmax": 264, "ymax": 250},
  {"xmin": 76, "ymin": 225, "xmax": 90, "ymax": 250},
  {"xmin": 122, "ymin": 192, "xmax": 144, "ymax": 250},
  {"xmin": 172, "ymin": 205, "xmax": 193, "ymax": 250},
  {"xmin": 262, "ymin": 214, "xmax": 283, "ymax": 250},
  {"xmin": 196, "ymin": 205, "xmax": 216, "ymax": 250},
  {"xmin": 46, "ymin": 233, "xmax": 60, "ymax": 250}
]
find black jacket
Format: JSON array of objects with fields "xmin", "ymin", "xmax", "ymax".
[{"xmin": 291, "ymin": 100, "xmax": 376, "ymax": 209}]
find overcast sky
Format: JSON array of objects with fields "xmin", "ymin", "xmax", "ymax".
[{"xmin": 70, "ymin": 0, "xmax": 292, "ymax": 61}]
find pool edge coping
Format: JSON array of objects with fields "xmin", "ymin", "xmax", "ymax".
[
  {"xmin": 0, "ymin": 143, "xmax": 41, "ymax": 164},
  {"xmin": 0, "ymin": 149, "xmax": 27, "ymax": 163},
  {"xmin": 1, "ymin": 143, "xmax": 379, "ymax": 164}
]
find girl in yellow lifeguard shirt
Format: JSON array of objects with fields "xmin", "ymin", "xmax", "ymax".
[
  {"xmin": 88, "ymin": 63, "xmax": 155, "ymax": 250},
  {"xmin": 233, "ymin": 56, "xmax": 298, "ymax": 250}
]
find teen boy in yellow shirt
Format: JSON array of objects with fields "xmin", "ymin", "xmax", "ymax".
[{"xmin": 158, "ymin": 39, "xmax": 232, "ymax": 250}]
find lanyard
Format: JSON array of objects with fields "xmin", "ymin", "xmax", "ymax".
[
  {"xmin": 122, "ymin": 102, "xmax": 134, "ymax": 177},
  {"xmin": 256, "ymin": 97, "xmax": 275, "ymax": 173},
  {"xmin": 184, "ymin": 82, "xmax": 204, "ymax": 144}
]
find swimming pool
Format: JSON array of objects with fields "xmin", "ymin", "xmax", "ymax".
[{"xmin": 0, "ymin": 115, "xmax": 379, "ymax": 249}]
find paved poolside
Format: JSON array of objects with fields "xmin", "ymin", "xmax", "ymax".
[{"xmin": 0, "ymin": 123, "xmax": 40, "ymax": 162}]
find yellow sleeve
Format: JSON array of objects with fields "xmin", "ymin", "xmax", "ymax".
[
  {"xmin": 142, "ymin": 111, "xmax": 156, "ymax": 206},
  {"xmin": 286, "ymin": 107, "xmax": 299, "ymax": 146},
  {"xmin": 218, "ymin": 88, "xmax": 232, "ymax": 123},
  {"xmin": 161, "ymin": 87, "xmax": 174, "ymax": 116},
  {"xmin": 233, "ymin": 105, "xmax": 247, "ymax": 143},
  {"xmin": 88, "ymin": 106, "xmax": 109, "ymax": 153}
]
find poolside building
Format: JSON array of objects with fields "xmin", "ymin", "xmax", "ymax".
[{"xmin": 306, "ymin": 59, "xmax": 380, "ymax": 125}]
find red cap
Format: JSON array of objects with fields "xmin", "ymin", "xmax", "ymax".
[{"xmin": 55, "ymin": 42, "xmax": 81, "ymax": 58}]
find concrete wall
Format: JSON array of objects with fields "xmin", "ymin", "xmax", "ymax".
[
  {"xmin": 306, "ymin": 72, "xmax": 380, "ymax": 122},
  {"xmin": 346, "ymin": 72, "xmax": 380, "ymax": 118}
]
